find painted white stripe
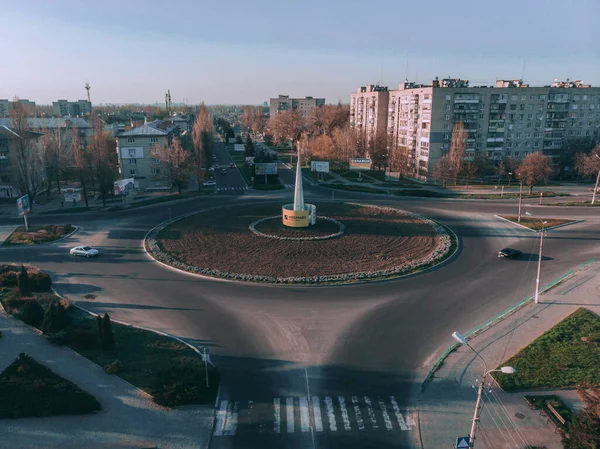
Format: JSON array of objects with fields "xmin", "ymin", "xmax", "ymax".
[
  {"xmin": 224, "ymin": 401, "xmax": 239, "ymax": 435},
  {"xmin": 364, "ymin": 396, "xmax": 378, "ymax": 429},
  {"xmin": 274, "ymin": 398, "xmax": 281, "ymax": 434},
  {"xmin": 378, "ymin": 398, "xmax": 393, "ymax": 431},
  {"xmin": 406, "ymin": 409, "xmax": 416, "ymax": 428},
  {"xmin": 286, "ymin": 397, "xmax": 295, "ymax": 433},
  {"xmin": 352, "ymin": 396, "xmax": 365, "ymax": 431},
  {"xmin": 338, "ymin": 396, "xmax": 351, "ymax": 431},
  {"xmin": 325, "ymin": 396, "xmax": 337, "ymax": 431},
  {"xmin": 312, "ymin": 396, "xmax": 323, "ymax": 432},
  {"xmin": 390, "ymin": 396, "xmax": 410, "ymax": 430},
  {"xmin": 214, "ymin": 400, "xmax": 228, "ymax": 436},
  {"xmin": 299, "ymin": 397, "xmax": 310, "ymax": 432}
]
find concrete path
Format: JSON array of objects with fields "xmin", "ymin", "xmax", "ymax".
[
  {"xmin": 0, "ymin": 225, "xmax": 18, "ymax": 244},
  {"xmin": 418, "ymin": 261, "xmax": 600, "ymax": 449},
  {"xmin": 0, "ymin": 310, "xmax": 214, "ymax": 449}
]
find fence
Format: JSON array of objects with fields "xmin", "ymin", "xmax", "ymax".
[{"xmin": 420, "ymin": 259, "xmax": 597, "ymax": 392}]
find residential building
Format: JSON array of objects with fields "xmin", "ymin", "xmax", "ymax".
[
  {"xmin": 357, "ymin": 77, "xmax": 600, "ymax": 179},
  {"xmin": 52, "ymin": 100, "xmax": 92, "ymax": 117},
  {"xmin": 169, "ymin": 114, "xmax": 192, "ymax": 134},
  {"xmin": 269, "ymin": 95, "xmax": 326, "ymax": 119},
  {"xmin": 350, "ymin": 85, "xmax": 390, "ymax": 145},
  {"xmin": 0, "ymin": 125, "xmax": 43, "ymax": 197},
  {"xmin": 0, "ymin": 99, "xmax": 37, "ymax": 117},
  {"xmin": 116, "ymin": 120, "xmax": 179, "ymax": 190}
]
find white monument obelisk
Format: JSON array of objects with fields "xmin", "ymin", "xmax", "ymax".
[{"xmin": 293, "ymin": 146, "xmax": 304, "ymax": 211}]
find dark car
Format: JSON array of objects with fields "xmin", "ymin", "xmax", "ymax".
[
  {"xmin": 230, "ymin": 162, "xmax": 235, "ymax": 168},
  {"xmin": 498, "ymin": 248, "xmax": 522, "ymax": 259},
  {"xmin": 220, "ymin": 168, "xmax": 227, "ymax": 175}
]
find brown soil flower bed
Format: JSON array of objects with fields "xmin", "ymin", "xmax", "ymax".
[
  {"xmin": 156, "ymin": 202, "xmax": 442, "ymax": 279},
  {"xmin": 254, "ymin": 216, "xmax": 341, "ymax": 238}
]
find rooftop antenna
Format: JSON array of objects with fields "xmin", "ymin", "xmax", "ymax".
[
  {"xmin": 405, "ymin": 61, "xmax": 409, "ymax": 80},
  {"xmin": 84, "ymin": 81, "xmax": 91, "ymax": 103},
  {"xmin": 521, "ymin": 58, "xmax": 526, "ymax": 82}
]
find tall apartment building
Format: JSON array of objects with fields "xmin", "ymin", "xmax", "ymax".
[
  {"xmin": 0, "ymin": 99, "xmax": 37, "ymax": 117},
  {"xmin": 52, "ymin": 100, "xmax": 92, "ymax": 117},
  {"xmin": 269, "ymin": 95, "xmax": 325, "ymax": 119},
  {"xmin": 355, "ymin": 78, "xmax": 600, "ymax": 179},
  {"xmin": 116, "ymin": 120, "xmax": 179, "ymax": 190},
  {"xmin": 350, "ymin": 85, "xmax": 390, "ymax": 145}
]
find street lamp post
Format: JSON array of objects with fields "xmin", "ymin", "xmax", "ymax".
[
  {"xmin": 526, "ymin": 212, "xmax": 547, "ymax": 304},
  {"xmin": 507, "ymin": 172, "xmax": 513, "ymax": 188},
  {"xmin": 517, "ymin": 179, "xmax": 523, "ymax": 223},
  {"xmin": 452, "ymin": 331, "xmax": 516, "ymax": 449},
  {"xmin": 591, "ymin": 154, "xmax": 600, "ymax": 205}
]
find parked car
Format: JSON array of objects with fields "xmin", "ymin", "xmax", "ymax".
[
  {"xmin": 230, "ymin": 162, "xmax": 236, "ymax": 168},
  {"xmin": 208, "ymin": 167, "xmax": 215, "ymax": 172},
  {"xmin": 498, "ymin": 248, "xmax": 522, "ymax": 259},
  {"xmin": 70, "ymin": 246, "xmax": 99, "ymax": 258},
  {"xmin": 203, "ymin": 180, "xmax": 217, "ymax": 187},
  {"xmin": 220, "ymin": 168, "xmax": 227, "ymax": 175}
]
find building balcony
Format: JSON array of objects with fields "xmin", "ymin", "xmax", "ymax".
[
  {"xmin": 454, "ymin": 99, "xmax": 480, "ymax": 104},
  {"xmin": 486, "ymin": 137, "xmax": 504, "ymax": 143}
]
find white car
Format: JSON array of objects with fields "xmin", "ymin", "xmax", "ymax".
[
  {"xmin": 203, "ymin": 180, "xmax": 217, "ymax": 187},
  {"xmin": 208, "ymin": 167, "xmax": 215, "ymax": 172},
  {"xmin": 70, "ymin": 246, "xmax": 99, "ymax": 258}
]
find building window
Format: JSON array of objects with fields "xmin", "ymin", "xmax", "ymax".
[
  {"xmin": 154, "ymin": 168, "xmax": 161, "ymax": 175},
  {"xmin": 510, "ymin": 104, "xmax": 517, "ymax": 110},
  {"xmin": 445, "ymin": 95, "xmax": 451, "ymax": 101},
  {"xmin": 129, "ymin": 159, "xmax": 137, "ymax": 165},
  {"xmin": 443, "ymin": 124, "xmax": 449, "ymax": 130},
  {"xmin": 129, "ymin": 169, "xmax": 136, "ymax": 175},
  {"xmin": 152, "ymin": 157, "xmax": 160, "ymax": 164},
  {"xmin": 128, "ymin": 148, "xmax": 136, "ymax": 157},
  {"xmin": 127, "ymin": 137, "xmax": 135, "ymax": 143},
  {"xmin": 519, "ymin": 104, "xmax": 525, "ymax": 110},
  {"xmin": 574, "ymin": 95, "xmax": 580, "ymax": 101},
  {"xmin": 534, "ymin": 142, "xmax": 539, "ymax": 148},
  {"xmin": 530, "ymin": 95, "xmax": 535, "ymax": 100},
  {"xmin": 444, "ymin": 114, "xmax": 450, "ymax": 120},
  {"xmin": 444, "ymin": 104, "xmax": 450, "ymax": 110},
  {"xmin": 150, "ymin": 137, "xmax": 158, "ymax": 143},
  {"xmin": 511, "ymin": 95, "xmax": 518, "ymax": 101},
  {"xmin": 539, "ymin": 95, "xmax": 546, "ymax": 101},
  {"xmin": 443, "ymin": 133, "xmax": 449, "ymax": 140},
  {"xmin": 521, "ymin": 95, "xmax": 526, "ymax": 101}
]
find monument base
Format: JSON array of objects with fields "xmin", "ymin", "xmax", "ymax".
[{"xmin": 282, "ymin": 204, "xmax": 316, "ymax": 228}]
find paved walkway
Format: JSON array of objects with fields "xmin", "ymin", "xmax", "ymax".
[
  {"xmin": 0, "ymin": 310, "xmax": 214, "ymax": 449},
  {"xmin": 0, "ymin": 225, "xmax": 18, "ymax": 244},
  {"xmin": 418, "ymin": 261, "xmax": 600, "ymax": 449}
]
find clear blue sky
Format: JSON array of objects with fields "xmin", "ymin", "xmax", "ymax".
[{"xmin": 3, "ymin": 0, "xmax": 599, "ymax": 105}]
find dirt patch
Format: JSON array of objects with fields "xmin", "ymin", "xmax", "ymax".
[
  {"xmin": 254, "ymin": 216, "xmax": 341, "ymax": 238},
  {"xmin": 157, "ymin": 203, "xmax": 441, "ymax": 279}
]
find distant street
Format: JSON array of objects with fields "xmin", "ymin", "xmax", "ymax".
[{"xmin": 214, "ymin": 143, "xmax": 250, "ymax": 195}]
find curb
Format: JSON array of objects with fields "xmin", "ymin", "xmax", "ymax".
[
  {"xmin": 0, "ymin": 225, "xmax": 79, "ymax": 248},
  {"xmin": 143, "ymin": 201, "xmax": 459, "ymax": 287},
  {"xmin": 494, "ymin": 215, "xmax": 583, "ymax": 232}
]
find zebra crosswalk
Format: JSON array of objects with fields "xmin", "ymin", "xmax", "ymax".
[
  {"xmin": 213, "ymin": 395, "xmax": 415, "ymax": 437},
  {"xmin": 284, "ymin": 184, "xmax": 295, "ymax": 189},
  {"xmin": 217, "ymin": 186, "xmax": 249, "ymax": 191}
]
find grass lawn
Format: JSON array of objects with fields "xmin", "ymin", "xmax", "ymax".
[
  {"xmin": 0, "ymin": 353, "xmax": 101, "ymax": 418},
  {"xmin": 554, "ymin": 201, "xmax": 600, "ymax": 207},
  {"xmin": 3, "ymin": 224, "xmax": 75, "ymax": 246},
  {"xmin": 495, "ymin": 308, "xmax": 600, "ymax": 391},
  {"xmin": 338, "ymin": 171, "xmax": 376, "ymax": 183},
  {"xmin": 455, "ymin": 191, "xmax": 570, "ymax": 199},
  {"xmin": 253, "ymin": 182, "xmax": 284, "ymax": 190},
  {"xmin": 301, "ymin": 168, "xmax": 334, "ymax": 183},
  {"xmin": 523, "ymin": 395, "xmax": 573, "ymax": 429},
  {"xmin": 499, "ymin": 215, "xmax": 577, "ymax": 230},
  {"xmin": 40, "ymin": 206, "xmax": 90, "ymax": 215}
]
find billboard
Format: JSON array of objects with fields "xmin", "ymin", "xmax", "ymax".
[
  {"xmin": 308, "ymin": 204, "xmax": 317, "ymax": 225},
  {"xmin": 228, "ymin": 138, "xmax": 236, "ymax": 144},
  {"xmin": 234, "ymin": 144, "xmax": 245, "ymax": 152},
  {"xmin": 349, "ymin": 158, "xmax": 372, "ymax": 171},
  {"xmin": 310, "ymin": 161, "xmax": 330, "ymax": 173},
  {"xmin": 16, "ymin": 194, "xmax": 30, "ymax": 216},
  {"xmin": 63, "ymin": 188, "xmax": 83, "ymax": 203},
  {"xmin": 255, "ymin": 163, "xmax": 278, "ymax": 175},
  {"xmin": 282, "ymin": 207, "xmax": 309, "ymax": 227},
  {"xmin": 114, "ymin": 178, "xmax": 135, "ymax": 195},
  {"xmin": 245, "ymin": 156, "xmax": 255, "ymax": 165}
]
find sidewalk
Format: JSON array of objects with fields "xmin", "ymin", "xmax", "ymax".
[
  {"xmin": 0, "ymin": 310, "xmax": 214, "ymax": 449},
  {"xmin": 418, "ymin": 262, "xmax": 600, "ymax": 449}
]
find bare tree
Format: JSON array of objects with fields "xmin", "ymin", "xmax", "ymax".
[
  {"xmin": 495, "ymin": 160, "xmax": 506, "ymax": 187},
  {"xmin": 449, "ymin": 121, "xmax": 466, "ymax": 185},
  {"xmin": 90, "ymin": 115, "xmax": 117, "ymax": 207},
  {"xmin": 563, "ymin": 385, "xmax": 600, "ymax": 449},
  {"xmin": 432, "ymin": 155, "xmax": 452, "ymax": 187},
  {"xmin": 574, "ymin": 144, "xmax": 600, "ymax": 202},
  {"xmin": 368, "ymin": 132, "xmax": 389, "ymax": 170},
  {"xmin": 151, "ymin": 137, "xmax": 190, "ymax": 196},
  {"xmin": 268, "ymin": 109, "xmax": 305, "ymax": 151},
  {"xmin": 311, "ymin": 134, "xmax": 336, "ymax": 160},
  {"xmin": 389, "ymin": 145, "xmax": 411, "ymax": 177},
  {"xmin": 39, "ymin": 129, "xmax": 58, "ymax": 196},
  {"xmin": 517, "ymin": 152, "xmax": 553, "ymax": 194},
  {"xmin": 8, "ymin": 100, "xmax": 44, "ymax": 207},
  {"xmin": 71, "ymin": 128, "xmax": 89, "ymax": 207},
  {"xmin": 191, "ymin": 105, "xmax": 214, "ymax": 188},
  {"xmin": 310, "ymin": 104, "xmax": 349, "ymax": 137},
  {"xmin": 332, "ymin": 126, "xmax": 357, "ymax": 163}
]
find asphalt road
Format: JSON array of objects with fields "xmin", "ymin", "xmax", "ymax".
[
  {"xmin": 214, "ymin": 143, "xmax": 249, "ymax": 195},
  {"xmin": 1, "ymin": 170, "xmax": 598, "ymax": 449}
]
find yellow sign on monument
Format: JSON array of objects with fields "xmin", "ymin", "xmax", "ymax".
[{"xmin": 282, "ymin": 207, "xmax": 309, "ymax": 228}]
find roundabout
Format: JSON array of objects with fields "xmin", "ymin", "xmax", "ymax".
[{"xmin": 146, "ymin": 201, "xmax": 454, "ymax": 284}]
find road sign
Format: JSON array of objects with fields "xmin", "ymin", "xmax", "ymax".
[
  {"xmin": 201, "ymin": 346, "xmax": 210, "ymax": 362},
  {"xmin": 456, "ymin": 436, "xmax": 470, "ymax": 448},
  {"xmin": 16, "ymin": 194, "xmax": 30, "ymax": 216},
  {"xmin": 349, "ymin": 158, "xmax": 372, "ymax": 171}
]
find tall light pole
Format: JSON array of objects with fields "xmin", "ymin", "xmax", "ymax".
[
  {"xmin": 526, "ymin": 212, "xmax": 547, "ymax": 304},
  {"xmin": 517, "ymin": 178, "xmax": 523, "ymax": 223},
  {"xmin": 507, "ymin": 171, "xmax": 513, "ymax": 188},
  {"xmin": 452, "ymin": 331, "xmax": 516, "ymax": 449},
  {"xmin": 591, "ymin": 154, "xmax": 600, "ymax": 205}
]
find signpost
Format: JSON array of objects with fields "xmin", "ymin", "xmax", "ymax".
[
  {"xmin": 255, "ymin": 162, "xmax": 278, "ymax": 185},
  {"xmin": 310, "ymin": 161, "xmax": 330, "ymax": 182},
  {"xmin": 16, "ymin": 194, "xmax": 30, "ymax": 231},
  {"xmin": 455, "ymin": 436, "xmax": 470, "ymax": 449},
  {"xmin": 234, "ymin": 144, "xmax": 245, "ymax": 152},
  {"xmin": 349, "ymin": 158, "xmax": 372, "ymax": 180},
  {"xmin": 201, "ymin": 347, "xmax": 210, "ymax": 388}
]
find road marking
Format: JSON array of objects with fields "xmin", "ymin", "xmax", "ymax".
[
  {"xmin": 274, "ymin": 398, "xmax": 281, "ymax": 434},
  {"xmin": 286, "ymin": 397, "xmax": 295, "ymax": 433},
  {"xmin": 378, "ymin": 397, "xmax": 393, "ymax": 431},
  {"xmin": 352, "ymin": 396, "xmax": 365, "ymax": 430},
  {"xmin": 364, "ymin": 396, "xmax": 378, "ymax": 429},
  {"xmin": 338, "ymin": 396, "xmax": 351, "ymax": 431},
  {"xmin": 325, "ymin": 396, "xmax": 337, "ymax": 431},
  {"xmin": 224, "ymin": 401, "xmax": 238, "ymax": 435},
  {"xmin": 299, "ymin": 397, "xmax": 310, "ymax": 432},
  {"xmin": 312, "ymin": 396, "xmax": 323, "ymax": 432},
  {"xmin": 214, "ymin": 400, "xmax": 228, "ymax": 436},
  {"xmin": 406, "ymin": 409, "xmax": 416, "ymax": 428},
  {"xmin": 390, "ymin": 396, "xmax": 410, "ymax": 430}
]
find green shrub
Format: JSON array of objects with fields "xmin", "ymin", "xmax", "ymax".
[
  {"xmin": 69, "ymin": 326, "xmax": 97, "ymax": 349},
  {"xmin": 29, "ymin": 273, "xmax": 52, "ymax": 292},
  {"xmin": 101, "ymin": 313, "xmax": 115, "ymax": 351},
  {"xmin": 21, "ymin": 300, "xmax": 45, "ymax": 328},
  {"xmin": 104, "ymin": 360, "xmax": 123, "ymax": 374},
  {"xmin": 46, "ymin": 330, "xmax": 69, "ymax": 346},
  {"xmin": 41, "ymin": 301, "xmax": 70, "ymax": 335},
  {"xmin": 17, "ymin": 266, "xmax": 31, "ymax": 297},
  {"xmin": 0, "ymin": 271, "xmax": 17, "ymax": 287},
  {"xmin": 151, "ymin": 358, "xmax": 215, "ymax": 406}
]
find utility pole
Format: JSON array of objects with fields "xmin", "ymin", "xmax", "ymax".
[
  {"xmin": 535, "ymin": 222, "xmax": 545, "ymax": 304},
  {"xmin": 469, "ymin": 375, "xmax": 487, "ymax": 448},
  {"xmin": 592, "ymin": 154, "xmax": 600, "ymax": 205},
  {"xmin": 517, "ymin": 180, "xmax": 523, "ymax": 222}
]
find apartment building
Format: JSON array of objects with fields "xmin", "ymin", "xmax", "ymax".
[
  {"xmin": 269, "ymin": 95, "xmax": 326, "ymax": 119},
  {"xmin": 0, "ymin": 99, "xmax": 37, "ymax": 117},
  {"xmin": 52, "ymin": 100, "xmax": 92, "ymax": 117},
  {"xmin": 0, "ymin": 125, "xmax": 42, "ymax": 197},
  {"xmin": 350, "ymin": 85, "xmax": 390, "ymax": 145},
  {"xmin": 116, "ymin": 120, "xmax": 179, "ymax": 190},
  {"xmin": 359, "ymin": 77, "xmax": 600, "ymax": 179}
]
